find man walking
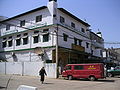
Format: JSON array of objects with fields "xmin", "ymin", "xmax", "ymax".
[{"xmin": 39, "ymin": 67, "xmax": 47, "ymax": 84}]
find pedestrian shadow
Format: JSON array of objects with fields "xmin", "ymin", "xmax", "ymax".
[
  {"xmin": 0, "ymin": 86, "xmax": 6, "ymax": 89},
  {"xmin": 43, "ymin": 82, "xmax": 54, "ymax": 84}
]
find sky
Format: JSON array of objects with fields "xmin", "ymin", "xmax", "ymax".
[{"xmin": 0, "ymin": 0, "xmax": 120, "ymax": 48}]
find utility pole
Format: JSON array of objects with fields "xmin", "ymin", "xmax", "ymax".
[{"xmin": 55, "ymin": 24, "xmax": 59, "ymax": 78}]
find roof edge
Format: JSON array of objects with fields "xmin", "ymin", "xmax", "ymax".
[
  {"xmin": 58, "ymin": 8, "xmax": 90, "ymax": 27},
  {"xmin": 0, "ymin": 6, "xmax": 47, "ymax": 23}
]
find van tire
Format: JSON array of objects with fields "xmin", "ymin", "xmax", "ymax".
[
  {"xmin": 107, "ymin": 73, "xmax": 113, "ymax": 77},
  {"xmin": 68, "ymin": 75, "xmax": 73, "ymax": 80},
  {"xmin": 89, "ymin": 76, "xmax": 96, "ymax": 81}
]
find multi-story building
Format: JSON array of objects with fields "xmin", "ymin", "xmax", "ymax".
[
  {"xmin": 103, "ymin": 48, "xmax": 119, "ymax": 68},
  {"xmin": 0, "ymin": 0, "xmax": 104, "ymax": 67},
  {"xmin": 89, "ymin": 31, "xmax": 104, "ymax": 62},
  {"xmin": 114, "ymin": 48, "xmax": 120, "ymax": 65}
]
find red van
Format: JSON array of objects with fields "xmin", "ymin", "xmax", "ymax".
[{"xmin": 62, "ymin": 63, "xmax": 106, "ymax": 81}]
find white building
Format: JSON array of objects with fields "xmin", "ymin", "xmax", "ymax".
[{"xmin": 0, "ymin": 0, "xmax": 104, "ymax": 67}]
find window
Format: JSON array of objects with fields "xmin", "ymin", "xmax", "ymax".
[
  {"xmin": 74, "ymin": 38, "xmax": 77, "ymax": 45},
  {"xmin": 8, "ymin": 40, "xmax": 12, "ymax": 47},
  {"xmin": 17, "ymin": 34, "xmax": 21, "ymax": 37},
  {"xmin": 16, "ymin": 39, "xmax": 21, "ymax": 46},
  {"xmin": 33, "ymin": 31, "xmax": 39, "ymax": 43},
  {"xmin": 23, "ymin": 33, "xmax": 28, "ymax": 45},
  {"xmin": 36, "ymin": 15, "xmax": 42, "ymax": 22},
  {"xmin": 63, "ymin": 33, "xmax": 68, "ymax": 41},
  {"xmin": 23, "ymin": 33, "xmax": 28, "ymax": 36},
  {"xmin": 8, "ymin": 36, "xmax": 12, "ymax": 47},
  {"xmin": 6, "ymin": 24, "xmax": 10, "ymax": 30},
  {"xmin": 43, "ymin": 29, "xmax": 49, "ymax": 33},
  {"xmin": 2, "ymin": 38, "xmax": 7, "ymax": 48},
  {"xmin": 74, "ymin": 65, "xmax": 83, "ymax": 70},
  {"xmin": 60, "ymin": 16, "xmax": 65, "ymax": 23},
  {"xmin": 71, "ymin": 22, "xmax": 75, "ymax": 28},
  {"xmin": 34, "ymin": 31, "xmax": 39, "ymax": 34},
  {"xmin": 2, "ymin": 41, "xmax": 7, "ymax": 48},
  {"xmin": 78, "ymin": 39, "xmax": 82, "ymax": 46},
  {"xmin": 23, "ymin": 37, "xmax": 28, "ymax": 45},
  {"xmin": 66, "ymin": 66, "xmax": 71, "ymax": 70},
  {"xmin": 16, "ymin": 34, "xmax": 21, "ymax": 46},
  {"xmin": 81, "ymin": 28, "xmax": 85, "ymax": 33},
  {"xmin": 20, "ymin": 20, "xmax": 25, "ymax": 27},
  {"xmin": 86, "ymin": 42, "xmax": 89, "ymax": 48},
  {"xmin": 43, "ymin": 34, "xmax": 49, "ymax": 42},
  {"xmin": 33, "ymin": 36, "xmax": 39, "ymax": 43}
]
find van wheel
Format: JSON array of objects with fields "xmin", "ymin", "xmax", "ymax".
[
  {"xmin": 107, "ymin": 73, "xmax": 113, "ymax": 77},
  {"xmin": 89, "ymin": 76, "xmax": 96, "ymax": 81},
  {"xmin": 68, "ymin": 76, "xmax": 73, "ymax": 80}
]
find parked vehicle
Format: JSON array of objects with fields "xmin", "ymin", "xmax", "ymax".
[
  {"xmin": 107, "ymin": 66, "xmax": 120, "ymax": 77},
  {"xmin": 62, "ymin": 63, "xmax": 106, "ymax": 81}
]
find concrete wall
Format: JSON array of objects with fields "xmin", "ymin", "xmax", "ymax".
[
  {"xmin": 0, "ymin": 62, "xmax": 5, "ymax": 74},
  {"xmin": 24, "ymin": 62, "xmax": 44, "ymax": 76},
  {"xmin": 0, "ymin": 62, "xmax": 57, "ymax": 78},
  {"xmin": 6, "ymin": 62, "xmax": 22, "ymax": 75}
]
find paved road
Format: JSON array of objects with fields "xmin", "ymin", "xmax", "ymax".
[{"xmin": 0, "ymin": 74, "xmax": 120, "ymax": 90}]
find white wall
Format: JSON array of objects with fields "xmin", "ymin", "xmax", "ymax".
[
  {"xmin": 6, "ymin": 62, "xmax": 22, "ymax": 75},
  {"xmin": 0, "ymin": 62, "xmax": 57, "ymax": 78},
  {"xmin": 0, "ymin": 62, "xmax": 5, "ymax": 74},
  {"xmin": 45, "ymin": 63, "xmax": 56, "ymax": 78},
  {"xmin": 24, "ymin": 62, "xmax": 44, "ymax": 76}
]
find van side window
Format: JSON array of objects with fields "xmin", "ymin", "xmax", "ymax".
[
  {"xmin": 74, "ymin": 65, "xmax": 83, "ymax": 70},
  {"xmin": 66, "ymin": 66, "xmax": 71, "ymax": 70}
]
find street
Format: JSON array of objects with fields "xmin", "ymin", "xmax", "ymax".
[{"xmin": 0, "ymin": 74, "xmax": 120, "ymax": 90}]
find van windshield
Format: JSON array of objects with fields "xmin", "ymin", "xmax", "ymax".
[{"xmin": 66, "ymin": 66, "xmax": 71, "ymax": 70}]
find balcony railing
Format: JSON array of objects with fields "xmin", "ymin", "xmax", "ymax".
[
  {"xmin": 91, "ymin": 40, "xmax": 104, "ymax": 48},
  {"xmin": 72, "ymin": 44, "xmax": 85, "ymax": 52}
]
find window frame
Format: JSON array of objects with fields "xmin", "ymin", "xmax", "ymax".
[
  {"xmin": 20, "ymin": 20, "xmax": 25, "ymax": 27},
  {"xmin": 63, "ymin": 33, "xmax": 68, "ymax": 42},
  {"xmin": 6, "ymin": 24, "xmax": 10, "ymax": 30},
  {"xmin": 33, "ymin": 35, "xmax": 39, "ymax": 43},
  {"xmin": 74, "ymin": 37, "xmax": 78, "ymax": 45},
  {"xmin": 81, "ymin": 28, "xmax": 85, "ymax": 33},
  {"xmin": 16, "ymin": 34, "xmax": 21, "ymax": 46},
  {"xmin": 78, "ymin": 39, "xmax": 82, "ymax": 46},
  {"xmin": 43, "ymin": 33, "xmax": 49, "ymax": 42},
  {"xmin": 36, "ymin": 15, "xmax": 42, "ymax": 22},
  {"xmin": 2, "ymin": 41, "xmax": 7, "ymax": 48},
  {"xmin": 86, "ymin": 42, "xmax": 89, "ymax": 48},
  {"xmin": 71, "ymin": 22, "xmax": 75, "ymax": 28},
  {"xmin": 60, "ymin": 16, "xmax": 65, "ymax": 23}
]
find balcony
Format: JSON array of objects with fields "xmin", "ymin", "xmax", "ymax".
[
  {"xmin": 92, "ymin": 40, "xmax": 104, "ymax": 48},
  {"xmin": 72, "ymin": 44, "xmax": 85, "ymax": 52}
]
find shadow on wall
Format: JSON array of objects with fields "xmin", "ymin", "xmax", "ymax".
[
  {"xmin": 12, "ymin": 53, "xmax": 18, "ymax": 62},
  {"xmin": 0, "ymin": 53, "xmax": 7, "ymax": 62}
]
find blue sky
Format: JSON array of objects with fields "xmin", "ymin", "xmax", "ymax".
[{"xmin": 0, "ymin": 0, "xmax": 120, "ymax": 48}]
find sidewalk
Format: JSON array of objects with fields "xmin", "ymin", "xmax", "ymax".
[{"xmin": 0, "ymin": 74, "xmax": 57, "ymax": 90}]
